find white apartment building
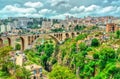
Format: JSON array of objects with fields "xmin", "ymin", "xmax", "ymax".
[
  {"xmin": 0, "ymin": 25, "xmax": 6, "ymax": 33},
  {"xmin": 0, "ymin": 24, "xmax": 12, "ymax": 33}
]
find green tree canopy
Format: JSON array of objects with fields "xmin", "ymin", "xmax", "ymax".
[
  {"xmin": 49, "ymin": 65, "xmax": 76, "ymax": 79},
  {"xmin": 15, "ymin": 43, "xmax": 21, "ymax": 50},
  {"xmin": 91, "ymin": 38, "xmax": 100, "ymax": 47}
]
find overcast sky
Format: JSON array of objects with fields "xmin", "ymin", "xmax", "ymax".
[{"xmin": 0, "ymin": 0, "xmax": 120, "ymax": 19}]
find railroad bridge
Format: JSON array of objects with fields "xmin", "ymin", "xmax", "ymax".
[{"xmin": 0, "ymin": 31, "xmax": 81, "ymax": 50}]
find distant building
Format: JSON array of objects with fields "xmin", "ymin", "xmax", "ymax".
[
  {"xmin": 106, "ymin": 23, "xmax": 119, "ymax": 33},
  {"xmin": 0, "ymin": 24, "xmax": 12, "ymax": 33},
  {"xmin": 42, "ymin": 20, "xmax": 52, "ymax": 28},
  {"xmin": 13, "ymin": 17, "xmax": 33, "ymax": 28},
  {"xmin": 25, "ymin": 64, "xmax": 42, "ymax": 79},
  {"xmin": 0, "ymin": 25, "xmax": 6, "ymax": 33},
  {"xmin": 6, "ymin": 25, "xmax": 12, "ymax": 32}
]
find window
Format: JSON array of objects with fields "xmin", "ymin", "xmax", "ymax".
[{"xmin": 33, "ymin": 70, "xmax": 36, "ymax": 75}]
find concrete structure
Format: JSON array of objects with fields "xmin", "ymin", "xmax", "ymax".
[
  {"xmin": 0, "ymin": 31, "xmax": 81, "ymax": 50},
  {"xmin": 25, "ymin": 64, "xmax": 42, "ymax": 79},
  {"xmin": 106, "ymin": 23, "xmax": 119, "ymax": 33}
]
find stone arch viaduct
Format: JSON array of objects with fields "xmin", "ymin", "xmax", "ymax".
[{"xmin": 0, "ymin": 31, "xmax": 81, "ymax": 50}]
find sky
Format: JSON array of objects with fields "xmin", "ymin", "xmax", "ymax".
[{"xmin": 0, "ymin": 0, "xmax": 120, "ymax": 19}]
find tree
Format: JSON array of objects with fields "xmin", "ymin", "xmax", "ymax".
[
  {"xmin": 49, "ymin": 65, "xmax": 76, "ymax": 79},
  {"xmin": 15, "ymin": 43, "xmax": 21, "ymax": 50},
  {"xmin": 71, "ymin": 43, "xmax": 77, "ymax": 53},
  {"xmin": 74, "ymin": 25, "xmax": 86, "ymax": 31},
  {"xmin": 16, "ymin": 67, "xmax": 31, "ymax": 79},
  {"xmin": 75, "ymin": 34, "xmax": 87, "ymax": 41},
  {"xmin": 0, "ymin": 46, "xmax": 12, "ymax": 66},
  {"xmin": 44, "ymin": 44, "xmax": 54, "ymax": 57},
  {"xmin": 79, "ymin": 42, "xmax": 87, "ymax": 51},
  {"xmin": 0, "ymin": 46, "xmax": 12, "ymax": 78},
  {"xmin": 40, "ymin": 55, "xmax": 48, "ymax": 67},
  {"xmin": 91, "ymin": 38, "xmax": 100, "ymax": 47},
  {"xmin": 116, "ymin": 30, "xmax": 120, "ymax": 38}
]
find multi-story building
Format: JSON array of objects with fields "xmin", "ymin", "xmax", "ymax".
[
  {"xmin": 41, "ymin": 20, "xmax": 53, "ymax": 33},
  {"xmin": 106, "ymin": 23, "xmax": 119, "ymax": 33},
  {"xmin": 6, "ymin": 24, "xmax": 12, "ymax": 32},
  {"xmin": 0, "ymin": 25, "xmax": 6, "ymax": 33}
]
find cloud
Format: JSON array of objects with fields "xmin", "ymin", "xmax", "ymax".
[
  {"xmin": 24, "ymin": 1, "xmax": 43, "ymax": 8},
  {"xmin": 39, "ymin": 9, "xmax": 56, "ymax": 15},
  {"xmin": 0, "ymin": 5, "xmax": 36, "ymax": 14},
  {"xmin": 71, "ymin": 6, "xmax": 85, "ymax": 12},
  {"xmin": 100, "ymin": 6, "xmax": 116, "ymax": 13},
  {"xmin": 1, "ymin": 0, "xmax": 120, "ymax": 19},
  {"xmin": 84, "ymin": 5, "xmax": 100, "ymax": 12},
  {"xmin": 70, "ymin": 5, "xmax": 100, "ymax": 13},
  {"xmin": 47, "ymin": 0, "xmax": 69, "ymax": 6},
  {"xmin": 0, "ymin": 5, "xmax": 37, "ymax": 18},
  {"xmin": 70, "ymin": 5, "xmax": 120, "ymax": 17}
]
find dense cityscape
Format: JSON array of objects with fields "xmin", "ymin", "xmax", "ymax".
[
  {"xmin": 0, "ymin": 0, "xmax": 120, "ymax": 79},
  {"xmin": 0, "ymin": 16, "xmax": 120, "ymax": 35}
]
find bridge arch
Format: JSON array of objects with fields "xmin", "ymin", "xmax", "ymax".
[
  {"xmin": 28, "ymin": 36, "xmax": 31, "ymax": 45},
  {"xmin": 31, "ymin": 34, "xmax": 60, "ymax": 47},
  {"xmin": 0, "ymin": 38, "xmax": 3, "ymax": 47},
  {"xmin": 48, "ymin": 35, "xmax": 60, "ymax": 44},
  {"xmin": 19, "ymin": 37, "xmax": 25, "ymax": 50},
  {"xmin": 71, "ymin": 32, "xmax": 75, "ymax": 38},
  {"xmin": 7, "ymin": 37, "xmax": 11, "ymax": 46},
  {"xmin": 65, "ymin": 33, "xmax": 69, "ymax": 39},
  {"xmin": 76, "ymin": 32, "xmax": 80, "ymax": 35}
]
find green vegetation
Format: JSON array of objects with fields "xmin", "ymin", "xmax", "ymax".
[
  {"xmin": 75, "ymin": 33, "xmax": 87, "ymax": 41},
  {"xmin": 116, "ymin": 30, "xmax": 120, "ymax": 38},
  {"xmin": 51, "ymin": 28, "xmax": 64, "ymax": 32},
  {"xmin": 15, "ymin": 43, "xmax": 21, "ymax": 50},
  {"xmin": 91, "ymin": 38, "xmax": 100, "ymax": 47},
  {"xmin": 0, "ymin": 46, "xmax": 31, "ymax": 79},
  {"xmin": 47, "ymin": 29, "xmax": 120, "ymax": 79},
  {"xmin": 24, "ymin": 49, "xmax": 40, "ymax": 65},
  {"xmin": 36, "ymin": 40, "xmax": 55, "ymax": 71},
  {"xmin": 49, "ymin": 65, "xmax": 76, "ymax": 79},
  {"xmin": 1, "ymin": 28, "xmax": 120, "ymax": 79},
  {"xmin": 74, "ymin": 25, "xmax": 86, "ymax": 31}
]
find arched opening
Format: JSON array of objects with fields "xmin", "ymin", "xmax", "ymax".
[
  {"xmin": 56, "ymin": 34, "xmax": 59, "ymax": 38},
  {"xmin": 28, "ymin": 36, "xmax": 31, "ymax": 45},
  {"xmin": 76, "ymin": 32, "xmax": 80, "ymax": 35},
  {"xmin": 7, "ymin": 37, "xmax": 11, "ymax": 46},
  {"xmin": 31, "ymin": 35, "xmax": 60, "ymax": 48},
  {"xmin": 35, "ymin": 36, "xmax": 37, "ymax": 39},
  {"xmin": 15, "ymin": 37, "xmax": 25, "ymax": 50},
  {"xmin": 65, "ymin": 33, "xmax": 69, "ymax": 38},
  {"xmin": 71, "ymin": 33, "xmax": 75, "ymax": 38},
  {"xmin": 32, "ymin": 36, "xmax": 34, "ymax": 42},
  {"xmin": 58, "ymin": 34, "xmax": 61, "ymax": 40},
  {"xmin": 20, "ymin": 37, "xmax": 25, "ymax": 50},
  {"xmin": 48, "ymin": 35, "xmax": 59, "ymax": 44},
  {"xmin": 37, "ymin": 35, "xmax": 39, "ymax": 38},
  {"xmin": 54, "ymin": 34, "xmax": 56, "ymax": 37},
  {"xmin": 0, "ymin": 38, "xmax": 3, "ymax": 47},
  {"xmin": 60, "ymin": 34, "xmax": 62, "ymax": 41}
]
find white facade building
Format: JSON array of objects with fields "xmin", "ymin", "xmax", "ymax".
[{"xmin": 0, "ymin": 25, "xmax": 6, "ymax": 33}]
